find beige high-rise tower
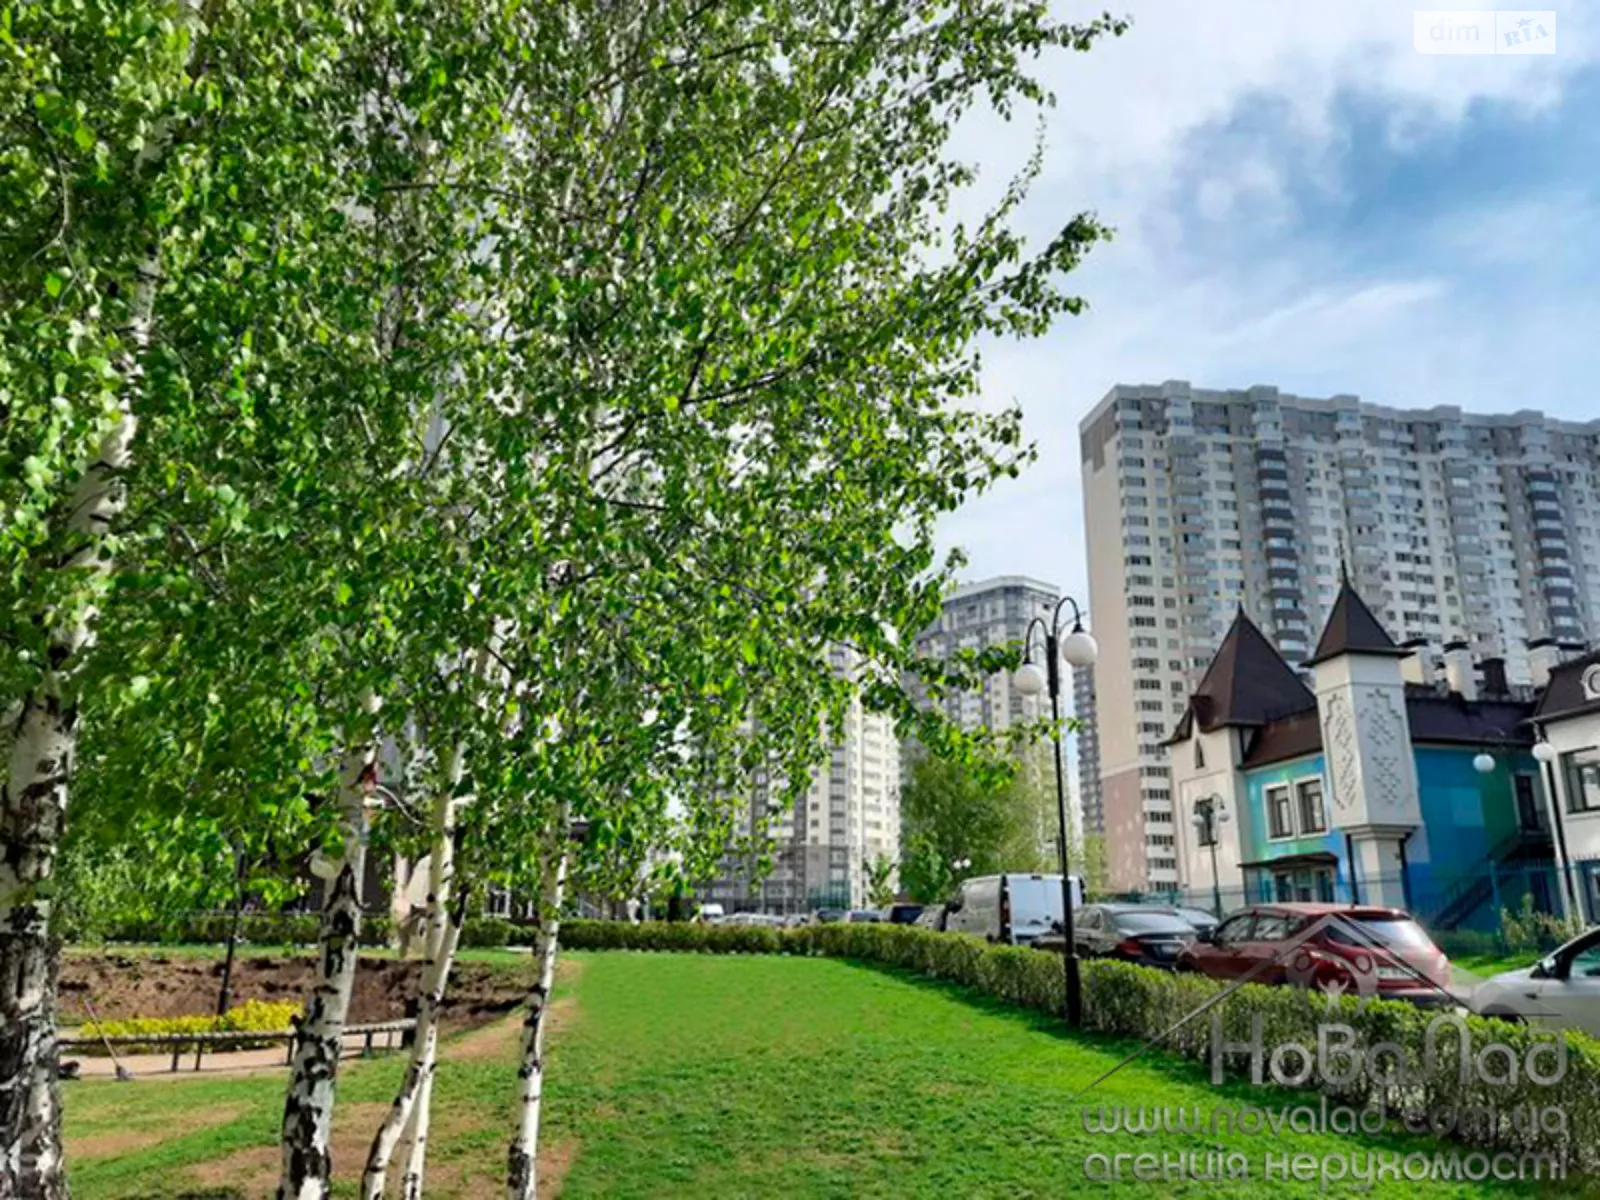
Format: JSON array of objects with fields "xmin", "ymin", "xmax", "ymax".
[{"xmin": 1081, "ymin": 380, "xmax": 1600, "ymax": 893}]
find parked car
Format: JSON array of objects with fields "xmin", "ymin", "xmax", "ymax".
[
  {"xmin": 846, "ymin": 909, "xmax": 882, "ymax": 923},
  {"xmin": 1053, "ymin": 904, "xmax": 1197, "ymax": 969},
  {"xmin": 943, "ymin": 873, "xmax": 1084, "ymax": 946},
  {"xmin": 1470, "ymin": 925, "xmax": 1600, "ymax": 1036},
  {"xmin": 814, "ymin": 908, "xmax": 848, "ymax": 924},
  {"xmin": 783, "ymin": 913, "xmax": 813, "ymax": 928},
  {"xmin": 1171, "ymin": 906, "xmax": 1221, "ymax": 937},
  {"xmin": 1176, "ymin": 903, "xmax": 1453, "ymax": 1006},
  {"xmin": 696, "ymin": 903, "xmax": 726, "ymax": 924},
  {"xmin": 881, "ymin": 903, "xmax": 924, "ymax": 926},
  {"xmin": 915, "ymin": 904, "xmax": 948, "ymax": 932}
]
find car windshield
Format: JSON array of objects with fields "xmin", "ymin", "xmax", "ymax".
[
  {"xmin": 1324, "ymin": 916, "xmax": 1436, "ymax": 951},
  {"xmin": 1113, "ymin": 912, "xmax": 1193, "ymax": 934}
]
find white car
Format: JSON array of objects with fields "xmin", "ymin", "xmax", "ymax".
[
  {"xmin": 942, "ymin": 873, "xmax": 1085, "ymax": 946},
  {"xmin": 1470, "ymin": 926, "xmax": 1600, "ymax": 1037}
]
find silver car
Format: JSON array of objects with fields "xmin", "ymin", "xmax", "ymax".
[{"xmin": 1470, "ymin": 926, "xmax": 1600, "ymax": 1036}]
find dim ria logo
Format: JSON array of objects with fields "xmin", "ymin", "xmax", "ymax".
[{"xmin": 1414, "ymin": 11, "xmax": 1556, "ymax": 55}]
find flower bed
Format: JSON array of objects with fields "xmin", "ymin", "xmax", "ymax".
[{"xmin": 73, "ymin": 999, "xmax": 301, "ymax": 1054}]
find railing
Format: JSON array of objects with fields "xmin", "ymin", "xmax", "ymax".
[{"xmin": 58, "ymin": 1018, "xmax": 416, "ymax": 1075}]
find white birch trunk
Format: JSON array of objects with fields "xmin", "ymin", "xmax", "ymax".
[
  {"xmin": 397, "ymin": 1066, "xmax": 436, "ymax": 1200},
  {"xmin": 0, "ymin": 202, "xmax": 157, "ymax": 1200},
  {"xmin": 1, "ymin": 7, "xmax": 203, "ymax": 1188},
  {"xmin": 506, "ymin": 802, "xmax": 571, "ymax": 1200},
  {"xmin": 361, "ymin": 748, "xmax": 467, "ymax": 1200},
  {"xmin": 277, "ymin": 702, "xmax": 380, "ymax": 1200}
]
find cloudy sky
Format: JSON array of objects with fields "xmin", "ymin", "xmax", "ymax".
[{"xmin": 937, "ymin": 2, "xmax": 1598, "ymax": 613}]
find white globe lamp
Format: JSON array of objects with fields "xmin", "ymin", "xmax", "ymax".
[
  {"xmin": 1014, "ymin": 661, "xmax": 1046, "ymax": 696},
  {"xmin": 1061, "ymin": 628, "xmax": 1099, "ymax": 669},
  {"xmin": 1473, "ymin": 752, "xmax": 1496, "ymax": 775}
]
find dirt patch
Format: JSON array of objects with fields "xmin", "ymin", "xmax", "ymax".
[
  {"xmin": 185, "ymin": 1144, "xmax": 276, "ymax": 1194},
  {"xmin": 60, "ymin": 953, "xmax": 527, "ymax": 1031},
  {"xmin": 69, "ymin": 1104, "xmax": 243, "ymax": 1161},
  {"xmin": 448, "ymin": 959, "xmax": 582, "ymax": 1064},
  {"xmin": 186, "ymin": 1101, "xmax": 394, "ymax": 1198},
  {"xmin": 538, "ymin": 1138, "xmax": 578, "ymax": 1198}
]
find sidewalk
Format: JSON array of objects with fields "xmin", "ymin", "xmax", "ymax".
[{"xmin": 68, "ymin": 1029, "xmax": 397, "ymax": 1081}]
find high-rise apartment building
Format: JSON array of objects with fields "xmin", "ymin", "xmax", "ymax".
[
  {"xmin": 700, "ymin": 645, "xmax": 900, "ymax": 913},
  {"xmin": 1073, "ymin": 664, "xmax": 1104, "ymax": 837},
  {"xmin": 905, "ymin": 576, "xmax": 1073, "ymax": 852},
  {"xmin": 1081, "ymin": 380, "xmax": 1600, "ymax": 893},
  {"xmin": 909, "ymin": 576, "xmax": 1061, "ymax": 735}
]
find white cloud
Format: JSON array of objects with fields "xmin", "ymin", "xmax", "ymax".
[{"xmin": 935, "ymin": 0, "xmax": 1599, "ymax": 616}]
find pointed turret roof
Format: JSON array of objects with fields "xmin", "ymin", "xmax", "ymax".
[
  {"xmin": 1304, "ymin": 574, "xmax": 1409, "ymax": 667},
  {"xmin": 1165, "ymin": 606, "xmax": 1316, "ymax": 743}
]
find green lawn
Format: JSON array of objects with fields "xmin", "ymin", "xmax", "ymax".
[
  {"xmin": 1451, "ymin": 950, "xmax": 1543, "ymax": 979},
  {"xmin": 64, "ymin": 951, "xmax": 1586, "ymax": 1198}
]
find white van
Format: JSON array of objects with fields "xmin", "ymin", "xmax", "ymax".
[{"xmin": 943, "ymin": 873, "xmax": 1083, "ymax": 945}]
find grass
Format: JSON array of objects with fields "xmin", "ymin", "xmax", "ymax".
[
  {"xmin": 64, "ymin": 951, "xmax": 1584, "ymax": 1198},
  {"xmin": 1451, "ymin": 950, "xmax": 1544, "ymax": 979}
]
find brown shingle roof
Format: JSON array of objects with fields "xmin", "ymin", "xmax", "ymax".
[
  {"xmin": 1533, "ymin": 648, "xmax": 1600, "ymax": 724},
  {"xmin": 1304, "ymin": 578, "xmax": 1409, "ymax": 667},
  {"xmin": 1165, "ymin": 606, "xmax": 1316, "ymax": 743}
]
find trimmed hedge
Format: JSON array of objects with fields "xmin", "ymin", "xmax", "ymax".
[
  {"xmin": 560, "ymin": 921, "xmax": 1600, "ymax": 1171},
  {"xmin": 77, "ymin": 912, "xmax": 529, "ymax": 951}
]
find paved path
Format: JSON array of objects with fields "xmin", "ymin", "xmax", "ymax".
[{"xmin": 68, "ymin": 1029, "xmax": 399, "ymax": 1081}]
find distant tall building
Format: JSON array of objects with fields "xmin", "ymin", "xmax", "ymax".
[
  {"xmin": 1073, "ymin": 664, "xmax": 1104, "ymax": 837},
  {"xmin": 1081, "ymin": 380, "xmax": 1600, "ymax": 893},
  {"xmin": 700, "ymin": 645, "xmax": 900, "ymax": 913},
  {"xmin": 909, "ymin": 576, "xmax": 1062, "ymax": 735},
  {"xmin": 905, "ymin": 575, "xmax": 1075, "ymax": 851}
]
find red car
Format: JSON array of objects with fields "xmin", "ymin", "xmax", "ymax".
[{"xmin": 1175, "ymin": 903, "xmax": 1453, "ymax": 1006}]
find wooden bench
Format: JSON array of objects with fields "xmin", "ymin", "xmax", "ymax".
[{"xmin": 59, "ymin": 1018, "xmax": 417, "ymax": 1074}]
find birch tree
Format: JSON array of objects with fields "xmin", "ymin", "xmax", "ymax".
[{"xmin": 0, "ymin": 3, "xmax": 363, "ymax": 1191}]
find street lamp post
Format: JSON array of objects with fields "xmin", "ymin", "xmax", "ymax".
[
  {"xmin": 1477, "ymin": 727, "xmax": 1580, "ymax": 924},
  {"xmin": 1533, "ymin": 733, "xmax": 1580, "ymax": 924},
  {"xmin": 1013, "ymin": 595, "xmax": 1097, "ymax": 1028},
  {"xmin": 1190, "ymin": 796, "xmax": 1231, "ymax": 918}
]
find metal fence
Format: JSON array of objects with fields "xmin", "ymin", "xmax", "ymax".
[{"xmin": 1107, "ymin": 855, "xmax": 1600, "ymax": 937}]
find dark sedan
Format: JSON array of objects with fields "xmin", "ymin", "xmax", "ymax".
[{"xmin": 1066, "ymin": 904, "xmax": 1198, "ymax": 969}]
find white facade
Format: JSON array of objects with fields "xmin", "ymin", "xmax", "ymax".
[{"xmin": 1082, "ymin": 380, "xmax": 1600, "ymax": 892}]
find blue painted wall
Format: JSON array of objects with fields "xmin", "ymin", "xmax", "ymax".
[
  {"xmin": 1240, "ymin": 754, "xmax": 1349, "ymax": 902},
  {"xmin": 1236, "ymin": 744, "xmax": 1547, "ymax": 929}
]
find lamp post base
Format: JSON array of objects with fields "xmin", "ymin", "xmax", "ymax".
[{"xmin": 1063, "ymin": 951, "xmax": 1083, "ymax": 1028}]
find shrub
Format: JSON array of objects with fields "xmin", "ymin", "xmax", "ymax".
[
  {"xmin": 1500, "ymin": 895, "xmax": 1586, "ymax": 953},
  {"xmin": 75, "ymin": 999, "xmax": 301, "ymax": 1054},
  {"xmin": 1433, "ymin": 928, "xmax": 1501, "ymax": 960},
  {"xmin": 459, "ymin": 918, "xmax": 525, "ymax": 949},
  {"xmin": 558, "ymin": 920, "xmax": 1600, "ymax": 1172},
  {"xmin": 79, "ymin": 910, "xmax": 535, "ymax": 951}
]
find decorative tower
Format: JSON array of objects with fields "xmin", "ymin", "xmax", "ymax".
[{"xmin": 1305, "ymin": 570, "xmax": 1422, "ymax": 909}]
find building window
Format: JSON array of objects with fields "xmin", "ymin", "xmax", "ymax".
[
  {"xmin": 1561, "ymin": 748, "xmax": 1600, "ymax": 814},
  {"xmin": 1296, "ymin": 778, "xmax": 1326, "ymax": 834},
  {"xmin": 1266, "ymin": 784, "xmax": 1294, "ymax": 839}
]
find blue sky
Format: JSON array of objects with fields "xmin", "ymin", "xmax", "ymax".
[{"xmin": 937, "ymin": 2, "xmax": 1599, "ymax": 617}]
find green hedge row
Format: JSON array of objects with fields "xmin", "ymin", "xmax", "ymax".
[
  {"xmin": 560, "ymin": 920, "xmax": 1600, "ymax": 1171},
  {"xmin": 76, "ymin": 913, "xmax": 529, "ymax": 951}
]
